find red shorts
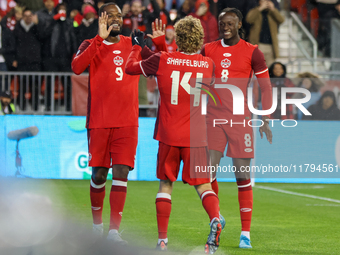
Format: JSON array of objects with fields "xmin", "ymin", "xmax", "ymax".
[
  {"xmin": 207, "ymin": 123, "xmax": 254, "ymax": 158},
  {"xmin": 87, "ymin": 127, "xmax": 138, "ymax": 169},
  {"xmin": 156, "ymin": 142, "xmax": 212, "ymax": 186}
]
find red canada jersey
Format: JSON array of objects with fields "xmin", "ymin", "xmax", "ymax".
[
  {"xmin": 140, "ymin": 51, "xmax": 215, "ymax": 147},
  {"xmin": 201, "ymin": 39, "xmax": 270, "ymax": 121},
  {"xmin": 72, "ymin": 35, "xmax": 140, "ymax": 129}
]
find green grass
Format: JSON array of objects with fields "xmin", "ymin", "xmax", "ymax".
[{"xmin": 8, "ymin": 179, "xmax": 340, "ymax": 254}]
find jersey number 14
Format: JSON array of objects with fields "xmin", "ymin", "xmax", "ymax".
[{"xmin": 170, "ymin": 71, "xmax": 203, "ymax": 106}]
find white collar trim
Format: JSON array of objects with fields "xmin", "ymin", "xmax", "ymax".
[
  {"xmin": 103, "ymin": 40, "xmax": 114, "ymax": 45},
  {"xmin": 103, "ymin": 35, "xmax": 120, "ymax": 45},
  {"xmin": 221, "ymin": 40, "xmax": 230, "ymax": 47}
]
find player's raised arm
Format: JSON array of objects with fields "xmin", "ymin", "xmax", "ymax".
[
  {"xmin": 126, "ymin": 30, "xmax": 145, "ymax": 75},
  {"xmin": 147, "ymin": 19, "xmax": 168, "ymax": 52},
  {"xmin": 126, "ymin": 30, "xmax": 160, "ymax": 77},
  {"xmin": 72, "ymin": 11, "xmax": 112, "ymax": 75}
]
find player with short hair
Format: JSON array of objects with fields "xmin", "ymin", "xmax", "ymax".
[
  {"xmin": 126, "ymin": 16, "xmax": 222, "ymax": 254},
  {"xmin": 71, "ymin": 2, "xmax": 154, "ymax": 244},
  {"xmin": 201, "ymin": 8, "xmax": 273, "ymax": 248}
]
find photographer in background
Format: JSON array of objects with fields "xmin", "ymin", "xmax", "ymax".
[{"xmin": 0, "ymin": 91, "xmax": 15, "ymax": 115}]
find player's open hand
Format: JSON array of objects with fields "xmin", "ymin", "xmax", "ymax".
[
  {"xmin": 259, "ymin": 119, "xmax": 272, "ymax": 144},
  {"xmin": 98, "ymin": 11, "xmax": 113, "ymax": 39},
  {"xmin": 132, "ymin": 30, "xmax": 145, "ymax": 48},
  {"xmin": 147, "ymin": 18, "xmax": 166, "ymax": 39}
]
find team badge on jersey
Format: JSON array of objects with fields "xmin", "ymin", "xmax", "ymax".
[
  {"xmin": 221, "ymin": 58, "xmax": 231, "ymax": 68},
  {"xmin": 114, "ymin": 56, "xmax": 124, "ymax": 66}
]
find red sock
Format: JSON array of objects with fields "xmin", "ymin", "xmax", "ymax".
[
  {"xmin": 237, "ymin": 179, "xmax": 253, "ymax": 231},
  {"xmin": 211, "ymin": 179, "xmax": 219, "ymax": 196},
  {"xmin": 156, "ymin": 193, "xmax": 172, "ymax": 239},
  {"xmin": 200, "ymin": 190, "xmax": 220, "ymax": 221},
  {"xmin": 109, "ymin": 178, "xmax": 127, "ymax": 230},
  {"xmin": 90, "ymin": 178, "xmax": 106, "ymax": 224}
]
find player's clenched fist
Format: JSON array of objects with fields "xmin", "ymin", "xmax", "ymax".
[{"xmin": 99, "ymin": 11, "xmax": 113, "ymax": 40}]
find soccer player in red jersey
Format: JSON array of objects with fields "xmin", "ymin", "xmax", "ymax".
[
  {"xmin": 72, "ymin": 3, "xmax": 155, "ymax": 244},
  {"xmin": 126, "ymin": 16, "xmax": 222, "ymax": 254},
  {"xmin": 201, "ymin": 8, "xmax": 273, "ymax": 248}
]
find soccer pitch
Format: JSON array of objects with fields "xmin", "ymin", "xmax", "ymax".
[{"xmin": 3, "ymin": 179, "xmax": 340, "ymax": 255}]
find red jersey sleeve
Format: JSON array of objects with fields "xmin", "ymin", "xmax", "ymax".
[
  {"xmin": 152, "ymin": 35, "xmax": 168, "ymax": 52},
  {"xmin": 141, "ymin": 46, "xmax": 154, "ymax": 59},
  {"xmin": 126, "ymin": 45, "xmax": 161, "ymax": 77},
  {"xmin": 251, "ymin": 47, "xmax": 272, "ymax": 114},
  {"xmin": 72, "ymin": 35, "xmax": 104, "ymax": 75}
]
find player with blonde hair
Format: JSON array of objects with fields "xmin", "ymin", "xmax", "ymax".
[{"xmin": 126, "ymin": 16, "xmax": 222, "ymax": 254}]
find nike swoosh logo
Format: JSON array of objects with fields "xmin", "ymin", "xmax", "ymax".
[
  {"xmin": 91, "ymin": 206, "xmax": 101, "ymax": 210},
  {"xmin": 134, "ymin": 37, "xmax": 139, "ymax": 44}
]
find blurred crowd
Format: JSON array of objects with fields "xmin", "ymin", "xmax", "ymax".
[
  {"xmin": 0, "ymin": 0, "xmax": 285, "ymax": 74},
  {"xmin": 253, "ymin": 61, "xmax": 340, "ymax": 121},
  {"xmin": 0, "ymin": 0, "xmax": 339, "ymax": 120}
]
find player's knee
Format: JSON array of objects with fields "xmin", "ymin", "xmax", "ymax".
[
  {"xmin": 195, "ymin": 182, "xmax": 212, "ymax": 196},
  {"xmin": 158, "ymin": 180, "xmax": 173, "ymax": 193},
  {"xmin": 92, "ymin": 172, "xmax": 107, "ymax": 183},
  {"xmin": 92, "ymin": 167, "xmax": 109, "ymax": 183},
  {"xmin": 112, "ymin": 164, "xmax": 130, "ymax": 179}
]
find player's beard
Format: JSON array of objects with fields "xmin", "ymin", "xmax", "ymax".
[{"xmin": 108, "ymin": 26, "xmax": 122, "ymax": 37}]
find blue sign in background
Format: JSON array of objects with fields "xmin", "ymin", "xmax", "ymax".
[{"xmin": 0, "ymin": 116, "xmax": 339, "ymax": 183}]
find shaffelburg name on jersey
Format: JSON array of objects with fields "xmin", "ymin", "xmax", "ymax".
[{"xmin": 166, "ymin": 58, "xmax": 209, "ymax": 68}]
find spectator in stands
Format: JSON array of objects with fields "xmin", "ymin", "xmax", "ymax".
[
  {"xmin": 303, "ymin": 90, "xmax": 340, "ymax": 120},
  {"xmin": 314, "ymin": 0, "xmax": 339, "ymax": 57},
  {"xmin": 0, "ymin": 91, "xmax": 15, "ymax": 115},
  {"xmin": 246, "ymin": 0, "xmax": 285, "ymax": 67},
  {"xmin": 0, "ymin": 0, "xmax": 17, "ymax": 18},
  {"xmin": 122, "ymin": 0, "xmax": 160, "ymax": 38},
  {"xmin": 293, "ymin": 72, "xmax": 323, "ymax": 120},
  {"xmin": 155, "ymin": 0, "xmax": 171, "ymax": 26},
  {"xmin": 165, "ymin": 25, "xmax": 177, "ymax": 52},
  {"xmin": 268, "ymin": 62, "xmax": 295, "ymax": 119},
  {"xmin": 218, "ymin": 0, "xmax": 258, "ymax": 40},
  {"xmin": 0, "ymin": 14, "xmax": 13, "ymax": 72},
  {"xmin": 0, "ymin": 14, "xmax": 15, "ymax": 90},
  {"xmin": 36, "ymin": 0, "xmax": 56, "ymax": 24},
  {"xmin": 13, "ymin": 8, "xmax": 42, "ymax": 72},
  {"xmin": 16, "ymin": 0, "xmax": 45, "ymax": 12},
  {"xmin": 164, "ymin": 0, "xmax": 185, "ymax": 12},
  {"xmin": 190, "ymin": 0, "xmax": 218, "ymax": 44},
  {"xmin": 175, "ymin": 0, "xmax": 194, "ymax": 22},
  {"xmin": 13, "ymin": 8, "xmax": 43, "ymax": 110},
  {"xmin": 2, "ymin": 5, "xmax": 23, "ymax": 31},
  {"xmin": 75, "ymin": 5, "xmax": 98, "ymax": 47},
  {"xmin": 40, "ymin": 2, "xmax": 77, "ymax": 111},
  {"xmin": 39, "ymin": 2, "xmax": 77, "ymax": 73}
]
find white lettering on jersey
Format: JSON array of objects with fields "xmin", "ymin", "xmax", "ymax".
[{"xmin": 166, "ymin": 58, "xmax": 209, "ymax": 68}]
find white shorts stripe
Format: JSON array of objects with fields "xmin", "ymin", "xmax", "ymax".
[
  {"xmin": 201, "ymin": 190, "xmax": 216, "ymax": 201},
  {"xmin": 255, "ymin": 68, "xmax": 268, "ymax": 75},
  {"xmin": 112, "ymin": 180, "xmax": 128, "ymax": 187},
  {"xmin": 139, "ymin": 61, "xmax": 147, "ymax": 77},
  {"xmin": 156, "ymin": 193, "xmax": 171, "ymax": 200},
  {"xmin": 90, "ymin": 179, "xmax": 106, "ymax": 189},
  {"xmin": 238, "ymin": 183, "xmax": 252, "ymax": 188}
]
